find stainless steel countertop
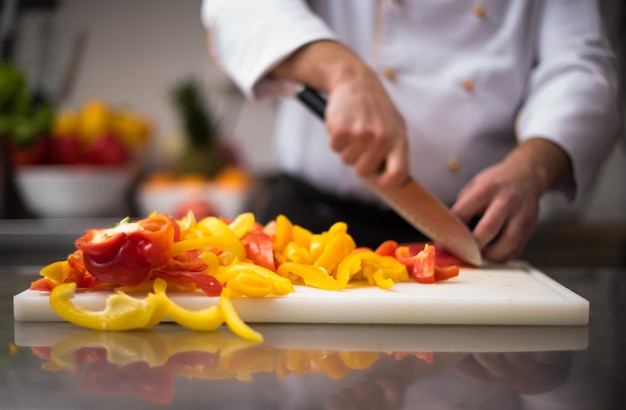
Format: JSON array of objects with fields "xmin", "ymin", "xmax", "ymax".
[{"xmin": 1, "ymin": 265, "xmax": 625, "ymax": 409}]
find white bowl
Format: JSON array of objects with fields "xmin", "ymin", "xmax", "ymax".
[
  {"xmin": 14, "ymin": 165, "xmax": 135, "ymax": 218},
  {"xmin": 137, "ymin": 181, "xmax": 250, "ymax": 220}
]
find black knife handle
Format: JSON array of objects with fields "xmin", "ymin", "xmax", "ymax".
[{"xmin": 296, "ymin": 86, "xmax": 327, "ymax": 119}]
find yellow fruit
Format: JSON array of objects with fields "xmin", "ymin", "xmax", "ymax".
[
  {"xmin": 111, "ymin": 111, "xmax": 152, "ymax": 150},
  {"xmin": 78, "ymin": 99, "xmax": 111, "ymax": 144},
  {"xmin": 52, "ymin": 110, "xmax": 80, "ymax": 136}
]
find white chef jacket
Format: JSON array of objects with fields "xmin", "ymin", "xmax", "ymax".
[{"xmin": 202, "ymin": 0, "xmax": 620, "ymax": 207}]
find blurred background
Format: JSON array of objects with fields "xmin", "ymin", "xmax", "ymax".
[{"xmin": 0, "ymin": 0, "xmax": 624, "ymax": 266}]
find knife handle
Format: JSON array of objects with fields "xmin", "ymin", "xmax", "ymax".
[{"xmin": 296, "ymin": 86, "xmax": 327, "ymax": 119}]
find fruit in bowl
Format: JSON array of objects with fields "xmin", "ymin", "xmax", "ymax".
[
  {"xmin": 137, "ymin": 167, "xmax": 251, "ymax": 220},
  {"xmin": 137, "ymin": 77, "xmax": 252, "ymax": 220}
]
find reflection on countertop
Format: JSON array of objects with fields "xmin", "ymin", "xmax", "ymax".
[{"xmin": 1, "ymin": 266, "xmax": 625, "ymax": 409}]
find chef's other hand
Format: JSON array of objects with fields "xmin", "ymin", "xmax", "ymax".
[
  {"xmin": 451, "ymin": 138, "xmax": 572, "ymax": 262},
  {"xmin": 325, "ymin": 70, "xmax": 409, "ymax": 189}
]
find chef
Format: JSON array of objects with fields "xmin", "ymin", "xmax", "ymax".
[{"xmin": 201, "ymin": 0, "xmax": 620, "ymax": 262}]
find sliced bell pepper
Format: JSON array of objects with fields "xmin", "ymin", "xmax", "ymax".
[
  {"xmin": 313, "ymin": 232, "xmax": 356, "ymax": 275},
  {"xmin": 74, "ymin": 214, "xmax": 176, "ymax": 286},
  {"xmin": 223, "ymin": 262, "xmax": 294, "ymax": 295},
  {"xmin": 151, "ymin": 278, "xmax": 223, "ymax": 331},
  {"xmin": 273, "ymin": 214, "xmax": 293, "ymax": 253},
  {"xmin": 374, "ymin": 240, "xmax": 399, "ymax": 257},
  {"xmin": 49, "ymin": 281, "xmax": 168, "ymax": 331},
  {"xmin": 241, "ymin": 232, "xmax": 276, "ymax": 271},
  {"xmin": 228, "ymin": 212, "xmax": 255, "ymax": 239},
  {"xmin": 411, "ymin": 243, "xmax": 436, "ymax": 284},
  {"xmin": 172, "ymin": 237, "xmax": 245, "ymax": 261},
  {"xmin": 278, "ymin": 262, "xmax": 343, "ymax": 290},
  {"xmin": 220, "ymin": 289, "xmax": 263, "ymax": 342}
]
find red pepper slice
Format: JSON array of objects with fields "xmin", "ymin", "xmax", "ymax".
[
  {"xmin": 405, "ymin": 242, "xmax": 466, "ymax": 267},
  {"xmin": 152, "ymin": 270, "xmax": 222, "ymax": 296},
  {"xmin": 374, "ymin": 240, "xmax": 399, "ymax": 257},
  {"xmin": 434, "ymin": 265, "xmax": 460, "ymax": 281},
  {"xmin": 75, "ymin": 214, "xmax": 176, "ymax": 286},
  {"xmin": 241, "ymin": 232, "xmax": 276, "ymax": 272},
  {"xmin": 411, "ymin": 244, "xmax": 436, "ymax": 284}
]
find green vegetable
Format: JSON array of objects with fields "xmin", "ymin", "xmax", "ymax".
[
  {"xmin": 0, "ymin": 63, "xmax": 54, "ymax": 147},
  {"xmin": 170, "ymin": 78, "xmax": 225, "ymax": 178}
]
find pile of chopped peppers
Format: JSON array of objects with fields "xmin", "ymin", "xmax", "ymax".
[{"xmin": 30, "ymin": 212, "xmax": 464, "ymax": 341}]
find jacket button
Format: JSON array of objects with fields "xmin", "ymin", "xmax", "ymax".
[
  {"xmin": 461, "ymin": 79, "xmax": 474, "ymax": 91},
  {"xmin": 383, "ymin": 68, "xmax": 397, "ymax": 80},
  {"xmin": 473, "ymin": 5, "xmax": 486, "ymax": 18},
  {"xmin": 447, "ymin": 157, "xmax": 460, "ymax": 171}
]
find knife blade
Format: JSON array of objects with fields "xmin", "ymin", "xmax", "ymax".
[{"xmin": 296, "ymin": 86, "xmax": 482, "ymax": 266}]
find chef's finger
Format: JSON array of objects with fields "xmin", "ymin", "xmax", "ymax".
[
  {"xmin": 369, "ymin": 146, "xmax": 409, "ymax": 188},
  {"xmin": 483, "ymin": 211, "xmax": 535, "ymax": 262},
  {"xmin": 451, "ymin": 182, "xmax": 492, "ymax": 225},
  {"xmin": 340, "ymin": 143, "xmax": 365, "ymax": 165},
  {"xmin": 354, "ymin": 141, "xmax": 388, "ymax": 178},
  {"xmin": 471, "ymin": 197, "xmax": 509, "ymax": 249}
]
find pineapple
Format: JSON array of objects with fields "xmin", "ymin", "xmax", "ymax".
[{"xmin": 170, "ymin": 78, "xmax": 225, "ymax": 179}]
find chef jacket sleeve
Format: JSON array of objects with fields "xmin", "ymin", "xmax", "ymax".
[
  {"xmin": 201, "ymin": 0, "xmax": 338, "ymax": 101},
  {"xmin": 516, "ymin": 0, "xmax": 622, "ymax": 202}
]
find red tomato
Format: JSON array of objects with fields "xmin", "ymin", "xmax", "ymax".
[{"xmin": 242, "ymin": 232, "xmax": 276, "ymax": 271}]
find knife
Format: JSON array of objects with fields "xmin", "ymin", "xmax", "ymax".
[{"xmin": 296, "ymin": 86, "xmax": 482, "ymax": 267}]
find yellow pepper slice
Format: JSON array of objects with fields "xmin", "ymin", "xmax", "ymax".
[
  {"xmin": 336, "ymin": 251, "xmax": 381, "ymax": 287},
  {"xmin": 153, "ymin": 279, "xmax": 224, "ymax": 331},
  {"xmin": 39, "ymin": 260, "xmax": 67, "ymax": 284},
  {"xmin": 273, "ymin": 214, "xmax": 293, "ymax": 253},
  {"xmin": 172, "ymin": 236, "xmax": 246, "ymax": 260},
  {"xmin": 220, "ymin": 289, "xmax": 263, "ymax": 342},
  {"xmin": 292, "ymin": 224, "xmax": 312, "ymax": 249},
  {"xmin": 228, "ymin": 212, "xmax": 255, "ymax": 239},
  {"xmin": 283, "ymin": 241, "xmax": 312, "ymax": 264},
  {"xmin": 223, "ymin": 262, "xmax": 294, "ymax": 295},
  {"xmin": 372, "ymin": 269, "xmax": 394, "ymax": 289},
  {"xmin": 314, "ymin": 232, "xmax": 356, "ymax": 274},
  {"xmin": 49, "ymin": 282, "xmax": 167, "ymax": 331},
  {"xmin": 277, "ymin": 262, "xmax": 343, "ymax": 290},
  {"xmin": 227, "ymin": 271, "xmax": 274, "ymax": 297},
  {"xmin": 199, "ymin": 216, "xmax": 239, "ymax": 242}
]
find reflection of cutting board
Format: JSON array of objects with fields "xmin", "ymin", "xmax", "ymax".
[
  {"xmin": 13, "ymin": 261, "xmax": 589, "ymax": 326},
  {"xmin": 14, "ymin": 322, "xmax": 589, "ymax": 353}
]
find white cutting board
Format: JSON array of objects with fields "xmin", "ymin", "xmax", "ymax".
[{"xmin": 13, "ymin": 261, "xmax": 589, "ymax": 326}]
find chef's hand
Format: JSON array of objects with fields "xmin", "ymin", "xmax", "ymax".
[
  {"xmin": 324, "ymin": 69, "xmax": 409, "ymax": 188},
  {"xmin": 451, "ymin": 138, "xmax": 572, "ymax": 262},
  {"xmin": 271, "ymin": 40, "xmax": 409, "ymax": 188}
]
